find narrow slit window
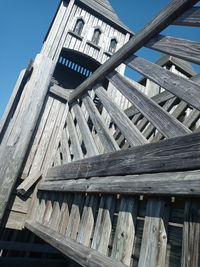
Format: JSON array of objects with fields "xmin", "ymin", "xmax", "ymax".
[
  {"xmin": 73, "ymin": 19, "xmax": 84, "ymax": 35},
  {"xmin": 92, "ymin": 29, "xmax": 101, "ymax": 45},
  {"xmin": 109, "ymin": 39, "xmax": 117, "ymax": 53}
]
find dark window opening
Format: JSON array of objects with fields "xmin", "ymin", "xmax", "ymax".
[
  {"xmin": 73, "ymin": 19, "xmax": 84, "ymax": 35},
  {"xmin": 109, "ymin": 39, "xmax": 117, "ymax": 53},
  {"xmin": 92, "ymin": 29, "xmax": 101, "ymax": 45}
]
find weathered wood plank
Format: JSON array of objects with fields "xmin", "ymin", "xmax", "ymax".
[
  {"xmin": 40, "ymin": 169, "xmax": 200, "ymax": 196},
  {"xmin": 69, "ymin": 0, "xmax": 198, "ymax": 102},
  {"xmin": 173, "ymin": 7, "xmax": 200, "ymax": 26},
  {"xmin": 108, "ymin": 72, "xmax": 190, "ymax": 138},
  {"xmin": 66, "ymin": 112, "xmax": 83, "ymax": 161},
  {"xmin": 181, "ymin": 199, "xmax": 200, "ymax": 267},
  {"xmin": 45, "ymin": 132, "xmax": 200, "ymax": 181},
  {"xmin": 0, "ymin": 54, "xmax": 55, "ymax": 223},
  {"xmin": 71, "ymin": 102, "xmax": 99, "ymax": 157},
  {"xmin": 49, "ymin": 84, "xmax": 70, "ymax": 102},
  {"xmin": 25, "ymin": 220, "xmax": 127, "ymax": 267},
  {"xmin": 125, "ymin": 55, "xmax": 200, "ymax": 111},
  {"xmin": 146, "ymin": 34, "xmax": 200, "ymax": 65},
  {"xmin": 111, "ymin": 197, "xmax": 138, "ymax": 265},
  {"xmin": 82, "ymin": 94, "xmax": 120, "ymax": 152},
  {"xmin": 76, "ymin": 194, "xmax": 99, "ymax": 247},
  {"xmin": 17, "ymin": 171, "xmax": 42, "ymax": 195},
  {"xmin": 138, "ymin": 198, "xmax": 169, "ymax": 267},
  {"xmin": 91, "ymin": 195, "xmax": 116, "ymax": 255},
  {"xmin": 95, "ymin": 85, "xmax": 148, "ymax": 146}
]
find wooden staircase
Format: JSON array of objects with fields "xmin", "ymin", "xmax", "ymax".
[{"xmin": 1, "ymin": 0, "xmax": 200, "ymax": 266}]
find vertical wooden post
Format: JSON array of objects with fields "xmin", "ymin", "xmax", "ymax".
[{"xmin": 0, "ymin": 53, "xmax": 55, "ymax": 224}]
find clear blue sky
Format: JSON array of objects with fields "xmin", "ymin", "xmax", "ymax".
[{"xmin": 0, "ymin": 0, "xmax": 199, "ymax": 118}]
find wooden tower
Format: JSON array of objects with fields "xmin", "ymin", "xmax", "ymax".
[{"xmin": 0, "ymin": 0, "xmax": 200, "ymax": 266}]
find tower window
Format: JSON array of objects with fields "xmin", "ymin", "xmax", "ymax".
[
  {"xmin": 73, "ymin": 19, "xmax": 84, "ymax": 35},
  {"xmin": 109, "ymin": 39, "xmax": 117, "ymax": 53},
  {"xmin": 92, "ymin": 29, "xmax": 101, "ymax": 45}
]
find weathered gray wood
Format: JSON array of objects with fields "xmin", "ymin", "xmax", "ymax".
[
  {"xmin": 60, "ymin": 127, "xmax": 71, "ymax": 164},
  {"xmin": 183, "ymin": 109, "xmax": 200, "ymax": 129},
  {"xmin": 95, "ymin": 85, "xmax": 148, "ymax": 146},
  {"xmin": 77, "ymin": 194, "xmax": 99, "ymax": 246},
  {"xmin": 125, "ymin": 55, "xmax": 200, "ymax": 111},
  {"xmin": 65, "ymin": 194, "xmax": 85, "ymax": 240},
  {"xmin": 108, "ymin": 72, "xmax": 191, "ymax": 138},
  {"xmin": 125, "ymin": 91, "xmax": 174, "ymax": 118},
  {"xmin": 45, "ymin": 132, "xmax": 200, "ymax": 181},
  {"xmin": 138, "ymin": 198, "xmax": 169, "ymax": 267},
  {"xmin": 25, "ymin": 220, "xmax": 127, "ymax": 267},
  {"xmin": 111, "ymin": 197, "xmax": 138, "ymax": 265},
  {"xmin": 49, "ymin": 84, "xmax": 70, "ymax": 102},
  {"xmin": 82, "ymin": 94, "xmax": 120, "ymax": 152},
  {"xmin": 0, "ymin": 54, "xmax": 55, "ymax": 224},
  {"xmin": 146, "ymin": 34, "xmax": 200, "ymax": 65},
  {"xmin": 173, "ymin": 7, "xmax": 200, "ymax": 26},
  {"xmin": 67, "ymin": 112, "xmax": 83, "ymax": 160},
  {"xmin": 91, "ymin": 195, "xmax": 116, "ymax": 255},
  {"xmin": 181, "ymin": 199, "xmax": 200, "ymax": 267},
  {"xmin": 17, "ymin": 171, "xmax": 42, "ymax": 195},
  {"xmin": 71, "ymin": 102, "xmax": 99, "ymax": 157},
  {"xmin": 40, "ymin": 169, "xmax": 200, "ymax": 196},
  {"xmin": 68, "ymin": 0, "xmax": 198, "ymax": 102}
]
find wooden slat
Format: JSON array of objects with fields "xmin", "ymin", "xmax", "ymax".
[
  {"xmin": 146, "ymin": 34, "xmax": 200, "ymax": 65},
  {"xmin": 111, "ymin": 197, "xmax": 138, "ymax": 266},
  {"xmin": 68, "ymin": 0, "xmax": 198, "ymax": 102},
  {"xmin": 95, "ymin": 85, "xmax": 148, "ymax": 146},
  {"xmin": 66, "ymin": 112, "xmax": 83, "ymax": 160},
  {"xmin": 60, "ymin": 127, "xmax": 71, "ymax": 164},
  {"xmin": 173, "ymin": 6, "xmax": 200, "ymax": 26},
  {"xmin": 45, "ymin": 132, "xmax": 200, "ymax": 181},
  {"xmin": 125, "ymin": 55, "xmax": 200, "ymax": 111},
  {"xmin": 71, "ymin": 102, "xmax": 99, "ymax": 157},
  {"xmin": 181, "ymin": 199, "xmax": 200, "ymax": 267},
  {"xmin": 108, "ymin": 72, "xmax": 191, "ymax": 138},
  {"xmin": 82, "ymin": 94, "xmax": 120, "ymax": 152},
  {"xmin": 17, "ymin": 171, "xmax": 42, "ymax": 195},
  {"xmin": 138, "ymin": 198, "xmax": 169, "ymax": 267},
  {"xmin": 76, "ymin": 194, "xmax": 99, "ymax": 246},
  {"xmin": 91, "ymin": 195, "xmax": 116, "ymax": 255},
  {"xmin": 40, "ymin": 169, "xmax": 200, "ymax": 196},
  {"xmin": 25, "ymin": 220, "xmax": 127, "ymax": 267}
]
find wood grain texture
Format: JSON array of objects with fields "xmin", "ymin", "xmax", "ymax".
[
  {"xmin": 108, "ymin": 71, "xmax": 190, "ymax": 138},
  {"xmin": 146, "ymin": 34, "xmax": 200, "ymax": 65},
  {"xmin": 95, "ymin": 85, "xmax": 148, "ymax": 146},
  {"xmin": 125, "ymin": 55, "xmax": 200, "ymax": 111},
  {"xmin": 45, "ymin": 132, "xmax": 200, "ymax": 181},
  {"xmin": 17, "ymin": 171, "xmax": 42, "ymax": 195},
  {"xmin": 173, "ymin": 6, "xmax": 200, "ymax": 26},
  {"xmin": 40, "ymin": 169, "xmax": 200, "ymax": 196},
  {"xmin": 25, "ymin": 220, "xmax": 127, "ymax": 267},
  {"xmin": 138, "ymin": 198, "xmax": 169, "ymax": 267},
  {"xmin": 181, "ymin": 199, "xmax": 200, "ymax": 267},
  {"xmin": 82, "ymin": 93, "xmax": 120, "ymax": 152}
]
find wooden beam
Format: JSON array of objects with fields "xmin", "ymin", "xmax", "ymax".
[
  {"xmin": 68, "ymin": 0, "xmax": 198, "ymax": 102},
  {"xmin": 125, "ymin": 55, "xmax": 200, "ymax": 111},
  {"xmin": 0, "ymin": 54, "xmax": 55, "ymax": 224},
  {"xmin": 45, "ymin": 131, "xmax": 200, "ymax": 181},
  {"xmin": 108, "ymin": 72, "xmax": 190, "ymax": 138},
  {"xmin": 25, "ymin": 220, "xmax": 127, "ymax": 267},
  {"xmin": 146, "ymin": 34, "xmax": 200, "ymax": 65},
  {"xmin": 173, "ymin": 6, "xmax": 200, "ymax": 26},
  {"xmin": 17, "ymin": 171, "xmax": 43, "ymax": 195},
  {"xmin": 40, "ymin": 170, "xmax": 200, "ymax": 196}
]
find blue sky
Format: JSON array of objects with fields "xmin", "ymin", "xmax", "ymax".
[{"xmin": 0, "ymin": 0, "xmax": 199, "ymax": 118}]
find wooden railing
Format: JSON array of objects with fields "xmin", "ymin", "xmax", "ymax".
[{"xmin": 17, "ymin": 0, "xmax": 200, "ymax": 266}]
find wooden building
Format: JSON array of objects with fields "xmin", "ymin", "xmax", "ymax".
[{"xmin": 0, "ymin": 0, "xmax": 200, "ymax": 266}]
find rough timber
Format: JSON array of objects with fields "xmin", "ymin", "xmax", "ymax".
[{"xmin": 0, "ymin": 0, "xmax": 200, "ymax": 266}]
